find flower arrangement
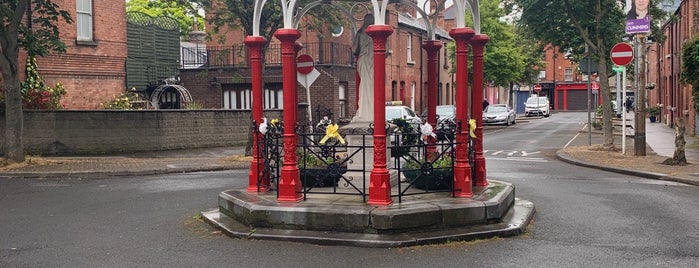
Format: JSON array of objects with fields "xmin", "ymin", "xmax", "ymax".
[
  {"xmin": 645, "ymin": 106, "xmax": 660, "ymax": 116},
  {"xmin": 21, "ymin": 56, "xmax": 65, "ymax": 110},
  {"xmin": 402, "ymin": 154, "xmax": 454, "ymax": 190},
  {"xmin": 103, "ymin": 92, "xmax": 138, "ymax": 110},
  {"xmin": 297, "ymin": 150, "xmax": 348, "ymax": 187}
]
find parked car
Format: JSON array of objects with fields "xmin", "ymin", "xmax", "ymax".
[
  {"xmin": 385, "ymin": 105, "xmax": 422, "ymax": 125},
  {"xmin": 421, "ymin": 105, "xmax": 456, "ymax": 125},
  {"xmin": 524, "ymin": 96, "xmax": 550, "ymax": 117},
  {"xmin": 483, "ymin": 104, "xmax": 516, "ymax": 126}
]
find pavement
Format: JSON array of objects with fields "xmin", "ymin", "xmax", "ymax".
[{"xmin": 0, "ymin": 115, "xmax": 697, "ymax": 186}]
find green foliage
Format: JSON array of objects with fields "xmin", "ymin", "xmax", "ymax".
[
  {"xmin": 681, "ymin": 35, "xmax": 699, "ymax": 113},
  {"xmin": 21, "ymin": 56, "xmax": 65, "ymax": 109},
  {"xmin": 449, "ymin": 0, "xmax": 535, "ymax": 87},
  {"xmin": 126, "ymin": 0, "xmax": 204, "ymax": 38},
  {"xmin": 2, "ymin": 0, "xmax": 73, "ymax": 57},
  {"xmin": 297, "ymin": 151, "xmax": 332, "ymax": 167},
  {"xmin": 180, "ymin": 0, "xmax": 345, "ymax": 45},
  {"xmin": 389, "ymin": 118, "xmax": 418, "ymax": 158},
  {"xmin": 645, "ymin": 106, "xmax": 660, "ymax": 116},
  {"xmin": 404, "ymin": 154, "xmax": 453, "ymax": 169},
  {"xmin": 102, "ymin": 92, "xmax": 139, "ymax": 110},
  {"xmin": 477, "ymin": 0, "xmax": 526, "ymax": 87},
  {"xmin": 185, "ymin": 102, "xmax": 203, "ymax": 109}
]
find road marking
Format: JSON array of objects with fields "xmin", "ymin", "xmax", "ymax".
[{"xmin": 488, "ymin": 157, "xmax": 548, "ymax": 163}]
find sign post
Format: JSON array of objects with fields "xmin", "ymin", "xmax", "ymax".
[
  {"xmin": 296, "ymin": 54, "xmax": 319, "ymax": 124},
  {"xmin": 609, "ymin": 43, "xmax": 633, "ymax": 154}
]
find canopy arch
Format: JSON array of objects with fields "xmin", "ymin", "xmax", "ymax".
[{"xmin": 150, "ymin": 84, "xmax": 193, "ymax": 109}]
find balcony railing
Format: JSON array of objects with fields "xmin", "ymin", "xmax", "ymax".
[{"xmin": 181, "ymin": 42, "xmax": 354, "ymax": 68}]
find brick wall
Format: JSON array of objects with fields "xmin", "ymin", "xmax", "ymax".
[
  {"xmin": 28, "ymin": 0, "xmax": 128, "ymax": 110},
  {"xmin": 179, "ymin": 65, "xmax": 357, "ymax": 123},
  {"xmin": 0, "ymin": 110, "xmax": 282, "ymax": 155}
]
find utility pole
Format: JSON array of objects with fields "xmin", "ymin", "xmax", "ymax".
[{"xmin": 634, "ymin": 34, "xmax": 647, "ymax": 156}]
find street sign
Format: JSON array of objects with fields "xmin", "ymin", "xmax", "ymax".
[
  {"xmin": 592, "ymin": 82, "xmax": 599, "ymax": 95},
  {"xmin": 612, "ymin": 65, "xmax": 625, "ymax": 73},
  {"xmin": 610, "ymin": 43, "xmax": 634, "ymax": 66},
  {"xmin": 533, "ymin": 84, "xmax": 541, "ymax": 93},
  {"xmin": 297, "ymin": 54, "xmax": 315, "ymax": 74}
]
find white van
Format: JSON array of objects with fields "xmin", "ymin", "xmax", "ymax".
[{"xmin": 524, "ymin": 96, "xmax": 550, "ymax": 117}]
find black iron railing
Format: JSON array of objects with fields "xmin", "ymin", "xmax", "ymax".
[
  {"xmin": 255, "ymin": 118, "xmax": 471, "ymax": 203},
  {"xmin": 181, "ymin": 42, "xmax": 354, "ymax": 68}
]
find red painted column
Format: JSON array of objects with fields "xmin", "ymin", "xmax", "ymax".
[
  {"xmin": 245, "ymin": 36, "xmax": 269, "ymax": 192},
  {"xmin": 422, "ymin": 40, "xmax": 442, "ymax": 157},
  {"xmin": 274, "ymin": 29, "xmax": 303, "ymax": 202},
  {"xmin": 366, "ymin": 25, "xmax": 394, "ymax": 206},
  {"xmin": 449, "ymin": 28, "xmax": 474, "ymax": 198},
  {"xmin": 470, "ymin": 34, "xmax": 489, "ymax": 187}
]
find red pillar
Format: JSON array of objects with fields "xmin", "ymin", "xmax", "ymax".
[
  {"xmin": 245, "ymin": 36, "xmax": 269, "ymax": 192},
  {"xmin": 366, "ymin": 25, "xmax": 394, "ymax": 206},
  {"xmin": 274, "ymin": 29, "xmax": 303, "ymax": 202},
  {"xmin": 422, "ymin": 40, "xmax": 442, "ymax": 157},
  {"xmin": 554, "ymin": 86, "xmax": 560, "ymax": 110},
  {"xmin": 470, "ymin": 34, "xmax": 489, "ymax": 187},
  {"xmin": 449, "ymin": 28, "xmax": 474, "ymax": 198}
]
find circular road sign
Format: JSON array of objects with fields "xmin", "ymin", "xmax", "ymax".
[
  {"xmin": 297, "ymin": 54, "xmax": 314, "ymax": 75},
  {"xmin": 533, "ymin": 84, "xmax": 542, "ymax": 93},
  {"xmin": 610, "ymin": 43, "xmax": 634, "ymax": 66}
]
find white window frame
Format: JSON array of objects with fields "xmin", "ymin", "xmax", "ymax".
[
  {"xmin": 223, "ymin": 88, "xmax": 251, "ymax": 110},
  {"xmin": 407, "ymin": 33, "xmax": 414, "ymax": 64},
  {"xmin": 564, "ymin": 68, "xmax": 573, "ymax": 81},
  {"xmin": 76, "ymin": 0, "xmax": 93, "ymax": 41},
  {"xmin": 264, "ymin": 88, "xmax": 283, "ymax": 109},
  {"xmin": 338, "ymin": 84, "xmax": 347, "ymax": 118}
]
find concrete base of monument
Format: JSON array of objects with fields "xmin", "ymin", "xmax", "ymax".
[{"xmin": 201, "ymin": 180, "xmax": 536, "ymax": 248}]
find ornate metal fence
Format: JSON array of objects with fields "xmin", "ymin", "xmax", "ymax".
[{"xmin": 257, "ymin": 118, "xmax": 468, "ymax": 203}]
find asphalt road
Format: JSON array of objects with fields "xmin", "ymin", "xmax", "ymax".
[{"xmin": 1, "ymin": 112, "xmax": 697, "ymax": 267}]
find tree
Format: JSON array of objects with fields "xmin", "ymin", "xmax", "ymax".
[
  {"xmin": 126, "ymin": 0, "xmax": 204, "ymax": 38},
  {"xmin": 169, "ymin": 0, "xmax": 346, "ymax": 45},
  {"xmin": 0, "ymin": 0, "xmax": 72, "ymax": 162},
  {"xmin": 478, "ymin": 0, "xmax": 526, "ymax": 87},
  {"xmin": 447, "ymin": 0, "xmax": 533, "ymax": 88},
  {"xmin": 512, "ymin": 0, "xmax": 665, "ymax": 149}
]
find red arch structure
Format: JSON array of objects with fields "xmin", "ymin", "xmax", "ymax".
[{"xmin": 246, "ymin": 0, "xmax": 489, "ymax": 205}]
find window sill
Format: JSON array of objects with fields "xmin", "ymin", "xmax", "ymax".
[
  {"xmin": 76, "ymin": 40, "xmax": 99, "ymax": 46},
  {"xmin": 407, "ymin": 60, "xmax": 416, "ymax": 66}
]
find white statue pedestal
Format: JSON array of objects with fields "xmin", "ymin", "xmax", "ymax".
[{"xmin": 339, "ymin": 122, "xmax": 399, "ymax": 190}]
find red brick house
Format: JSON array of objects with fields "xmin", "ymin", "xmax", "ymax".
[
  {"xmin": 648, "ymin": 0, "xmax": 697, "ymax": 135},
  {"xmin": 20, "ymin": 0, "xmax": 127, "ymax": 109},
  {"xmin": 181, "ymin": 2, "xmax": 454, "ymax": 124}
]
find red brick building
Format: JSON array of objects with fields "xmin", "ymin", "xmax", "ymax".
[
  {"xmin": 647, "ymin": 0, "xmax": 697, "ymax": 135},
  {"xmin": 185, "ymin": 2, "xmax": 454, "ymax": 124},
  {"xmin": 21, "ymin": 0, "xmax": 127, "ymax": 109}
]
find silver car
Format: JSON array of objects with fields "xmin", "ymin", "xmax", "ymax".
[{"xmin": 482, "ymin": 104, "xmax": 516, "ymax": 126}]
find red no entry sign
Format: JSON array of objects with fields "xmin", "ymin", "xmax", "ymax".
[
  {"xmin": 533, "ymin": 84, "xmax": 541, "ymax": 93},
  {"xmin": 297, "ymin": 54, "xmax": 315, "ymax": 74},
  {"xmin": 610, "ymin": 43, "xmax": 634, "ymax": 66}
]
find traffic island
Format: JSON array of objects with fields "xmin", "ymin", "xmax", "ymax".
[{"xmin": 201, "ymin": 180, "xmax": 536, "ymax": 248}]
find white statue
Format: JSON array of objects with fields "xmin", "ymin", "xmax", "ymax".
[{"xmin": 351, "ymin": 14, "xmax": 375, "ymax": 123}]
